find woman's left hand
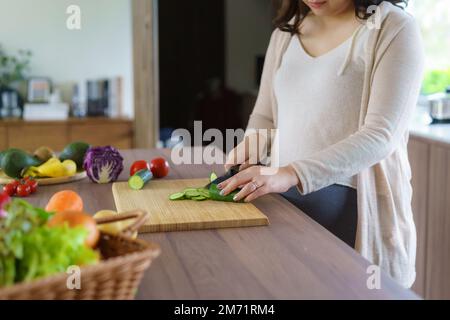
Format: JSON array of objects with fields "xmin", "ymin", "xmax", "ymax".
[{"xmin": 217, "ymin": 165, "xmax": 300, "ymax": 202}]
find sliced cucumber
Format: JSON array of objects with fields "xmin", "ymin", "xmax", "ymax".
[
  {"xmin": 192, "ymin": 195, "xmax": 207, "ymax": 201},
  {"xmin": 169, "ymin": 187, "xmax": 212, "ymax": 201},
  {"xmin": 196, "ymin": 188, "xmax": 210, "ymax": 198},
  {"xmin": 169, "ymin": 192, "xmax": 185, "ymax": 200},
  {"xmin": 185, "ymin": 190, "xmax": 201, "ymax": 198},
  {"xmin": 168, "ymin": 174, "xmax": 243, "ymax": 203}
]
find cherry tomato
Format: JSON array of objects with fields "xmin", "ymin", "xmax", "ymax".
[
  {"xmin": 150, "ymin": 157, "xmax": 170, "ymax": 178},
  {"xmin": 130, "ymin": 160, "xmax": 150, "ymax": 176},
  {"xmin": 25, "ymin": 179, "xmax": 38, "ymax": 194},
  {"xmin": 16, "ymin": 184, "xmax": 31, "ymax": 197},
  {"xmin": 3, "ymin": 183, "xmax": 16, "ymax": 197},
  {"xmin": 10, "ymin": 180, "xmax": 20, "ymax": 190}
]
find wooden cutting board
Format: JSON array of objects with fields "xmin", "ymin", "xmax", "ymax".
[{"xmin": 112, "ymin": 178, "xmax": 269, "ymax": 233}]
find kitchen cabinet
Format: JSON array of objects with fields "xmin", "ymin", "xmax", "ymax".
[
  {"xmin": 69, "ymin": 122, "xmax": 133, "ymax": 149},
  {"xmin": 7, "ymin": 123, "xmax": 68, "ymax": 152},
  {"xmin": 0, "ymin": 126, "xmax": 6, "ymax": 150},
  {"xmin": 0, "ymin": 118, "xmax": 133, "ymax": 152},
  {"xmin": 409, "ymin": 132, "xmax": 450, "ymax": 299},
  {"xmin": 426, "ymin": 144, "xmax": 450, "ymax": 299},
  {"xmin": 408, "ymin": 138, "xmax": 430, "ymax": 298}
]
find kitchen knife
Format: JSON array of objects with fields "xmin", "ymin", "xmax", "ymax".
[{"xmin": 204, "ymin": 164, "xmax": 241, "ymax": 189}]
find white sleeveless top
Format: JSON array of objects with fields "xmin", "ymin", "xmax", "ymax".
[{"xmin": 273, "ymin": 26, "xmax": 369, "ymax": 189}]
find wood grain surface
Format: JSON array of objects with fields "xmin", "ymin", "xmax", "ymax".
[
  {"xmin": 408, "ymin": 138, "xmax": 430, "ymax": 298},
  {"xmin": 0, "ymin": 118, "xmax": 134, "ymax": 151},
  {"xmin": 23, "ymin": 148, "xmax": 418, "ymax": 299},
  {"xmin": 112, "ymin": 178, "xmax": 269, "ymax": 232},
  {"xmin": 426, "ymin": 145, "xmax": 450, "ymax": 299},
  {"xmin": 133, "ymin": 0, "xmax": 158, "ymax": 148}
]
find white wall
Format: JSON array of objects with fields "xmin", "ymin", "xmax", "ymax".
[
  {"xmin": 408, "ymin": 0, "xmax": 450, "ymax": 71},
  {"xmin": 0, "ymin": 0, "xmax": 134, "ymax": 117},
  {"xmin": 225, "ymin": 0, "xmax": 273, "ymax": 93}
]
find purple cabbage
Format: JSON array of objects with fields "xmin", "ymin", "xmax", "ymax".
[{"xmin": 83, "ymin": 146, "xmax": 124, "ymax": 184}]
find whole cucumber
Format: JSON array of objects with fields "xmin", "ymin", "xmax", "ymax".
[
  {"xmin": 128, "ymin": 169, "xmax": 153, "ymax": 190},
  {"xmin": 208, "ymin": 184, "xmax": 243, "ymax": 203}
]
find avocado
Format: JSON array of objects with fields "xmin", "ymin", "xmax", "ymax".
[
  {"xmin": 1, "ymin": 149, "xmax": 42, "ymax": 179},
  {"xmin": 59, "ymin": 142, "xmax": 90, "ymax": 169},
  {"xmin": 1, "ymin": 148, "xmax": 31, "ymax": 172},
  {"xmin": 33, "ymin": 146, "xmax": 56, "ymax": 163}
]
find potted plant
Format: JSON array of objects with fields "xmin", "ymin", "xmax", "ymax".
[{"xmin": 0, "ymin": 45, "xmax": 32, "ymax": 117}]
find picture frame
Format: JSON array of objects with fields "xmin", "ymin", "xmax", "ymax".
[{"xmin": 27, "ymin": 77, "xmax": 52, "ymax": 103}]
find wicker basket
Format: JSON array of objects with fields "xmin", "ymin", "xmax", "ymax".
[{"xmin": 0, "ymin": 210, "xmax": 160, "ymax": 300}]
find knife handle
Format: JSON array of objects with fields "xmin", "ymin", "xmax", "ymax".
[
  {"xmin": 229, "ymin": 165, "xmax": 241, "ymax": 176},
  {"xmin": 229, "ymin": 162, "xmax": 263, "ymax": 175}
]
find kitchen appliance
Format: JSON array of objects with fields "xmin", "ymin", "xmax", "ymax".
[
  {"xmin": 22, "ymin": 102, "xmax": 69, "ymax": 121},
  {"xmin": 86, "ymin": 79, "xmax": 108, "ymax": 116},
  {"xmin": 112, "ymin": 178, "xmax": 269, "ymax": 233},
  {"xmin": 428, "ymin": 86, "xmax": 450, "ymax": 124},
  {"xmin": 82, "ymin": 78, "xmax": 123, "ymax": 117},
  {"xmin": 0, "ymin": 90, "xmax": 22, "ymax": 119}
]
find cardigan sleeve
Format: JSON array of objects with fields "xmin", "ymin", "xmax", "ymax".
[
  {"xmin": 290, "ymin": 19, "xmax": 425, "ymax": 194},
  {"xmin": 245, "ymin": 29, "xmax": 280, "ymax": 132}
]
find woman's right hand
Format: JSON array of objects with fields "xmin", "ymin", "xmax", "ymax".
[{"xmin": 225, "ymin": 133, "xmax": 263, "ymax": 171}]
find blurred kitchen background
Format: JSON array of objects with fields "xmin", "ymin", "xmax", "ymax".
[
  {"xmin": 0, "ymin": 0, "xmax": 275, "ymax": 150},
  {"xmin": 1, "ymin": 0, "xmax": 449, "ymax": 147},
  {"xmin": 0, "ymin": 0, "xmax": 450, "ymax": 299}
]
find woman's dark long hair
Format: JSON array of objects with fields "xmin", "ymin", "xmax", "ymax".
[{"xmin": 274, "ymin": 0, "xmax": 409, "ymax": 34}]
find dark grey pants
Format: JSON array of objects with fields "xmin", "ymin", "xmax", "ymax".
[{"xmin": 281, "ymin": 185, "xmax": 358, "ymax": 248}]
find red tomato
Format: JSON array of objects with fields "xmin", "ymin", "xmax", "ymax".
[
  {"xmin": 150, "ymin": 157, "xmax": 170, "ymax": 178},
  {"xmin": 3, "ymin": 184, "xmax": 16, "ymax": 197},
  {"xmin": 10, "ymin": 180, "xmax": 20, "ymax": 190},
  {"xmin": 130, "ymin": 160, "xmax": 150, "ymax": 176},
  {"xmin": 16, "ymin": 184, "xmax": 31, "ymax": 197},
  {"xmin": 25, "ymin": 179, "xmax": 38, "ymax": 194}
]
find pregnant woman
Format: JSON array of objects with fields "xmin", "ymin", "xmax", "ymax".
[{"xmin": 219, "ymin": 0, "xmax": 424, "ymax": 287}]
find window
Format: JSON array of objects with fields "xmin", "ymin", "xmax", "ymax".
[{"xmin": 408, "ymin": 0, "xmax": 450, "ymax": 94}]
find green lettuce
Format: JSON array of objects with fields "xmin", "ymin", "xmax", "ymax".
[{"xmin": 0, "ymin": 199, "xmax": 99, "ymax": 287}]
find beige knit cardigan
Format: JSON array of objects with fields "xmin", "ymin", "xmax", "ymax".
[{"xmin": 246, "ymin": 2, "xmax": 425, "ymax": 287}]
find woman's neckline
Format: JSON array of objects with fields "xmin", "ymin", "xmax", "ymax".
[{"xmin": 296, "ymin": 23, "xmax": 363, "ymax": 60}]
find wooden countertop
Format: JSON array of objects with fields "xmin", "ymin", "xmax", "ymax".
[
  {"xmin": 26, "ymin": 149, "xmax": 418, "ymax": 299},
  {"xmin": 410, "ymin": 107, "xmax": 450, "ymax": 148},
  {"xmin": 410, "ymin": 122, "xmax": 450, "ymax": 148}
]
